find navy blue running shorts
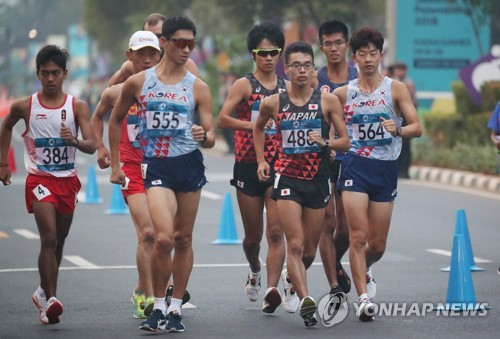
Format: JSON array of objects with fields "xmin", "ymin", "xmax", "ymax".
[
  {"xmin": 337, "ymin": 152, "xmax": 398, "ymax": 202},
  {"xmin": 141, "ymin": 149, "xmax": 207, "ymax": 192}
]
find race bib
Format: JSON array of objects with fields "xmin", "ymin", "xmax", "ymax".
[
  {"xmin": 280, "ymin": 119, "xmax": 321, "ymax": 154},
  {"xmin": 33, "ymin": 184, "xmax": 51, "ymax": 201},
  {"xmin": 34, "ymin": 138, "xmax": 75, "ymax": 171},
  {"xmin": 126, "ymin": 115, "xmax": 140, "ymax": 148},
  {"xmin": 351, "ymin": 113, "xmax": 393, "ymax": 147},
  {"xmin": 145, "ymin": 101, "xmax": 188, "ymax": 137}
]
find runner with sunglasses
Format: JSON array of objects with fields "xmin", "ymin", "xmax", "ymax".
[
  {"xmin": 217, "ymin": 22, "xmax": 288, "ymax": 314},
  {"xmin": 108, "ymin": 13, "xmax": 199, "ymax": 86},
  {"xmin": 254, "ymin": 41, "xmax": 350, "ymax": 327},
  {"xmin": 108, "ymin": 16, "xmax": 215, "ymax": 333}
]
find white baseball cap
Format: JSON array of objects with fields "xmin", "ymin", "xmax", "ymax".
[{"xmin": 129, "ymin": 31, "xmax": 160, "ymax": 51}]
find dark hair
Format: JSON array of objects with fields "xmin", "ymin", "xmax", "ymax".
[
  {"xmin": 247, "ymin": 22, "xmax": 285, "ymax": 53},
  {"xmin": 318, "ymin": 20, "xmax": 349, "ymax": 45},
  {"xmin": 284, "ymin": 41, "xmax": 314, "ymax": 64},
  {"xmin": 349, "ymin": 27, "xmax": 384, "ymax": 54},
  {"xmin": 36, "ymin": 45, "xmax": 69, "ymax": 72},
  {"xmin": 162, "ymin": 16, "xmax": 196, "ymax": 39},
  {"xmin": 393, "ymin": 61, "xmax": 407, "ymax": 70},
  {"xmin": 143, "ymin": 13, "xmax": 167, "ymax": 29}
]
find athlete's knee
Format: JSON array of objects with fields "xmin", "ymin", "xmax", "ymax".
[
  {"xmin": 286, "ymin": 238, "xmax": 303, "ymax": 258},
  {"xmin": 174, "ymin": 232, "xmax": 193, "ymax": 252},
  {"xmin": 368, "ymin": 240, "xmax": 386, "ymax": 260},
  {"xmin": 349, "ymin": 230, "xmax": 367, "ymax": 249},
  {"xmin": 155, "ymin": 234, "xmax": 174, "ymax": 253},
  {"xmin": 139, "ymin": 226, "xmax": 155, "ymax": 247},
  {"xmin": 266, "ymin": 226, "xmax": 284, "ymax": 246},
  {"xmin": 40, "ymin": 234, "xmax": 58, "ymax": 251}
]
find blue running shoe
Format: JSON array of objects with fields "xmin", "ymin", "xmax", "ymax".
[
  {"xmin": 139, "ymin": 309, "xmax": 166, "ymax": 332},
  {"xmin": 166, "ymin": 311, "xmax": 185, "ymax": 333}
]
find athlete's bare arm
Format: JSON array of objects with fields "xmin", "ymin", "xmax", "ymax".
[
  {"xmin": 91, "ymin": 85, "xmax": 122, "ymax": 168},
  {"xmin": 254, "ymin": 93, "xmax": 279, "ymax": 181},
  {"xmin": 109, "ymin": 72, "xmax": 143, "ymax": 185},
  {"xmin": 193, "ymin": 78, "xmax": 215, "ymax": 148},
  {"xmin": 390, "ymin": 80, "xmax": 422, "ymax": 138},
  {"xmin": 322, "ymin": 92, "xmax": 350, "ymax": 152},
  {"xmin": 217, "ymin": 78, "xmax": 253, "ymax": 131},
  {"xmin": 0, "ymin": 98, "xmax": 29, "ymax": 185},
  {"xmin": 70, "ymin": 98, "xmax": 96, "ymax": 155}
]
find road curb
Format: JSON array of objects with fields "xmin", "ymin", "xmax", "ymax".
[{"xmin": 410, "ymin": 166, "xmax": 500, "ymax": 194}]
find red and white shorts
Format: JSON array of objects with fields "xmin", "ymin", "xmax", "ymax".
[
  {"xmin": 121, "ymin": 162, "xmax": 145, "ymax": 204},
  {"xmin": 25, "ymin": 174, "xmax": 81, "ymax": 214}
]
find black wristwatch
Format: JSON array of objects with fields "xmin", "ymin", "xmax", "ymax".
[{"xmin": 201, "ymin": 131, "xmax": 207, "ymax": 143}]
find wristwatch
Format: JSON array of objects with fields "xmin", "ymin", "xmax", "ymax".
[{"xmin": 396, "ymin": 126, "xmax": 402, "ymax": 137}]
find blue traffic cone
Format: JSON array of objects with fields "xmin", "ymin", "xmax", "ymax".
[
  {"xmin": 211, "ymin": 192, "xmax": 242, "ymax": 245},
  {"xmin": 82, "ymin": 165, "xmax": 103, "ymax": 204},
  {"xmin": 106, "ymin": 184, "xmax": 129, "ymax": 215},
  {"xmin": 441, "ymin": 209, "xmax": 483, "ymax": 272},
  {"xmin": 444, "ymin": 234, "xmax": 476, "ymax": 311}
]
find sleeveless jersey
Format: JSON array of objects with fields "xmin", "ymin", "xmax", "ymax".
[
  {"xmin": 23, "ymin": 93, "xmax": 78, "ymax": 177},
  {"xmin": 274, "ymin": 90, "xmax": 329, "ymax": 180},
  {"xmin": 344, "ymin": 76, "xmax": 402, "ymax": 160},
  {"xmin": 233, "ymin": 73, "xmax": 287, "ymax": 163},
  {"xmin": 317, "ymin": 65, "xmax": 358, "ymax": 161},
  {"xmin": 119, "ymin": 103, "xmax": 142, "ymax": 164},
  {"xmin": 138, "ymin": 67, "xmax": 197, "ymax": 158}
]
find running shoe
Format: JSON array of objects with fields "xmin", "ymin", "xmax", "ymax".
[
  {"xmin": 262, "ymin": 287, "xmax": 281, "ymax": 313},
  {"xmin": 366, "ymin": 267, "xmax": 377, "ymax": 299},
  {"xmin": 329, "ymin": 285, "xmax": 346, "ymax": 299},
  {"xmin": 165, "ymin": 285, "xmax": 191, "ymax": 306},
  {"xmin": 132, "ymin": 292, "xmax": 146, "ymax": 319},
  {"xmin": 166, "ymin": 311, "xmax": 185, "ymax": 333},
  {"xmin": 45, "ymin": 297, "xmax": 63, "ymax": 324},
  {"xmin": 139, "ymin": 309, "xmax": 166, "ymax": 332},
  {"xmin": 358, "ymin": 297, "xmax": 375, "ymax": 322},
  {"xmin": 281, "ymin": 269, "xmax": 299, "ymax": 313},
  {"xmin": 32, "ymin": 289, "xmax": 49, "ymax": 325},
  {"xmin": 336, "ymin": 263, "xmax": 352, "ymax": 293},
  {"xmin": 299, "ymin": 296, "xmax": 318, "ymax": 327},
  {"xmin": 143, "ymin": 296, "xmax": 154, "ymax": 317},
  {"xmin": 245, "ymin": 272, "xmax": 261, "ymax": 302}
]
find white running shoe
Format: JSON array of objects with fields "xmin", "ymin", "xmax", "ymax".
[
  {"xmin": 245, "ymin": 272, "xmax": 261, "ymax": 302},
  {"xmin": 32, "ymin": 288, "xmax": 49, "ymax": 324},
  {"xmin": 366, "ymin": 267, "xmax": 377, "ymax": 300},
  {"xmin": 262, "ymin": 287, "xmax": 281, "ymax": 313},
  {"xmin": 281, "ymin": 269, "xmax": 299, "ymax": 313},
  {"xmin": 358, "ymin": 297, "xmax": 376, "ymax": 322}
]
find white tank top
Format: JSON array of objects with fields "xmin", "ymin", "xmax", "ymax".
[
  {"xmin": 23, "ymin": 93, "xmax": 78, "ymax": 177},
  {"xmin": 345, "ymin": 76, "xmax": 402, "ymax": 160}
]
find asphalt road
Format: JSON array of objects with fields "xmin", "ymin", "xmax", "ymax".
[{"xmin": 0, "ymin": 142, "xmax": 499, "ymax": 338}]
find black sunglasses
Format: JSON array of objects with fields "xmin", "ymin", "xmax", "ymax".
[{"xmin": 252, "ymin": 48, "xmax": 282, "ymax": 57}]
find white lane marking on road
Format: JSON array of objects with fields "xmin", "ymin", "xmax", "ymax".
[
  {"xmin": 201, "ymin": 190, "xmax": 222, "ymax": 200},
  {"xmin": 13, "ymin": 229, "xmax": 40, "ymax": 239},
  {"xmin": 426, "ymin": 249, "xmax": 492, "ymax": 263},
  {"xmin": 63, "ymin": 255, "xmax": 99, "ymax": 267},
  {"xmin": 401, "ymin": 180, "xmax": 500, "ymax": 200},
  {"xmin": 0, "ymin": 261, "xmax": 347, "ymax": 274}
]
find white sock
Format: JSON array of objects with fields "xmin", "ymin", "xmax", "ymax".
[
  {"xmin": 37, "ymin": 286, "xmax": 46, "ymax": 299},
  {"xmin": 153, "ymin": 297, "xmax": 166, "ymax": 313},
  {"xmin": 359, "ymin": 293, "xmax": 370, "ymax": 302},
  {"xmin": 167, "ymin": 297, "xmax": 182, "ymax": 315}
]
